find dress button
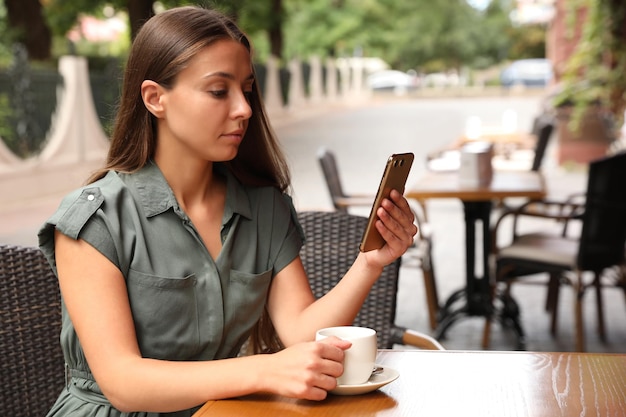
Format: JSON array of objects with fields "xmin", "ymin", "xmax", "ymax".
[{"xmin": 87, "ymin": 194, "xmax": 95, "ymax": 201}]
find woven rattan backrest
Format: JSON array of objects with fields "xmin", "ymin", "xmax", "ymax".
[
  {"xmin": 0, "ymin": 245, "xmax": 64, "ymax": 417},
  {"xmin": 298, "ymin": 211, "xmax": 401, "ymax": 349}
]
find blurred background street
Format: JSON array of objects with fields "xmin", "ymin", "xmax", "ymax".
[
  {"xmin": 274, "ymin": 93, "xmax": 625, "ymax": 353},
  {"xmin": 4, "ymin": 93, "xmax": 624, "ymax": 353}
]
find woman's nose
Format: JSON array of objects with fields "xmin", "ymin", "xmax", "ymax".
[{"xmin": 233, "ymin": 91, "xmax": 253, "ymax": 120}]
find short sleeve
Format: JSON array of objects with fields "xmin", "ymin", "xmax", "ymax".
[
  {"xmin": 271, "ymin": 192, "xmax": 305, "ymax": 274},
  {"xmin": 38, "ymin": 186, "xmax": 119, "ymax": 273}
]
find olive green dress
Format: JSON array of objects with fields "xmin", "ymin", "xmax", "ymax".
[{"xmin": 38, "ymin": 162, "xmax": 304, "ymax": 416}]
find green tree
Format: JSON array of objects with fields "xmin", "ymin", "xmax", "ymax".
[
  {"xmin": 507, "ymin": 24, "xmax": 547, "ymax": 60},
  {"xmin": 46, "ymin": 0, "xmax": 160, "ymax": 40},
  {"xmin": 209, "ymin": 0, "xmax": 286, "ymax": 59},
  {"xmin": 475, "ymin": 0, "xmax": 516, "ymax": 65},
  {"xmin": 44, "ymin": 0, "xmax": 286, "ymax": 59},
  {"xmin": 3, "ymin": 0, "xmax": 51, "ymax": 60},
  {"xmin": 281, "ymin": 0, "xmax": 515, "ymax": 72},
  {"xmin": 284, "ymin": 0, "xmax": 403, "ymax": 60}
]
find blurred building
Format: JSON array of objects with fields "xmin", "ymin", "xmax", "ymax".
[{"xmin": 545, "ymin": 0, "xmax": 585, "ymax": 82}]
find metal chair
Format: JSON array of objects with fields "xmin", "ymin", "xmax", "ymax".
[
  {"xmin": 529, "ymin": 115, "xmax": 554, "ymax": 172},
  {"xmin": 0, "ymin": 244, "xmax": 64, "ymax": 416},
  {"xmin": 298, "ymin": 210, "xmax": 444, "ymax": 350},
  {"xmin": 317, "ymin": 147, "xmax": 375, "ymax": 212},
  {"xmin": 484, "ymin": 152, "xmax": 626, "ymax": 351},
  {"xmin": 317, "ymin": 147, "xmax": 440, "ymax": 330}
]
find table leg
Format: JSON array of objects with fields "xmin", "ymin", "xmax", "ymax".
[{"xmin": 435, "ymin": 200, "xmax": 525, "ymax": 349}]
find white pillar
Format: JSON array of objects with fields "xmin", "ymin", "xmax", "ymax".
[
  {"xmin": 263, "ymin": 55, "xmax": 284, "ymax": 116},
  {"xmin": 308, "ymin": 55, "xmax": 324, "ymax": 104},
  {"xmin": 325, "ymin": 58, "xmax": 338, "ymax": 102},
  {"xmin": 350, "ymin": 57, "xmax": 364, "ymax": 98},
  {"xmin": 337, "ymin": 58, "xmax": 351, "ymax": 100},
  {"xmin": 0, "ymin": 55, "xmax": 109, "ymax": 209},
  {"xmin": 39, "ymin": 55, "xmax": 109, "ymax": 165},
  {"xmin": 288, "ymin": 57, "xmax": 307, "ymax": 110}
]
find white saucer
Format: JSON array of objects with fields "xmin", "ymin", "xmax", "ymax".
[{"xmin": 330, "ymin": 365, "xmax": 399, "ymax": 395}]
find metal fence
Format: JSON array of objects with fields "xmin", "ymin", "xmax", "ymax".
[
  {"xmin": 0, "ymin": 54, "xmax": 124, "ymax": 158},
  {"xmin": 0, "ymin": 53, "xmax": 341, "ymax": 159}
]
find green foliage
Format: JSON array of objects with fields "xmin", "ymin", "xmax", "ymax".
[
  {"xmin": 45, "ymin": 0, "xmax": 105, "ymax": 37},
  {"xmin": 279, "ymin": 0, "xmax": 521, "ymax": 72},
  {"xmin": 39, "ymin": 0, "xmax": 537, "ymax": 76},
  {"xmin": 0, "ymin": 2, "xmax": 16, "ymax": 65},
  {"xmin": 554, "ymin": 0, "xmax": 626, "ymax": 130},
  {"xmin": 507, "ymin": 24, "xmax": 547, "ymax": 60}
]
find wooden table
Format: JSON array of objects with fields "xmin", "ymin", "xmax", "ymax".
[
  {"xmin": 192, "ymin": 349, "xmax": 626, "ymax": 416},
  {"xmin": 406, "ymin": 170, "xmax": 546, "ymax": 348}
]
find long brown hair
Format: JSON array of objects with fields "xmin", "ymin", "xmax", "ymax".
[
  {"xmin": 89, "ymin": 6, "xmax": 291, "ymax": 194},
  {"xmin": 91, "ymin": 6, "xmax": 290, "ymax": 353}
]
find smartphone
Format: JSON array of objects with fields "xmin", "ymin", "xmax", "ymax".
[{"xmin": 359, "ymin": 153, "xmax": 414, "ymax": 252}]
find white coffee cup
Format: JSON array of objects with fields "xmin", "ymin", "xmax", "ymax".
[{"xmin": 315, "ymin": 326, "xmax": 377, "ymax": 385}]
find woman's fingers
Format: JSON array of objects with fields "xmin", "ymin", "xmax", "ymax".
[
  {"xmin": 267, "ymin": 340, "xmax": 351, "ymax": 400},
  {"xmin": 377, "ymin": 192, "xmax": 418, "ymax": 245}
]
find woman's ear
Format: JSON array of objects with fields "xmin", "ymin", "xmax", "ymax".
[{"xmin": 141, "ymin": 80, "xmax": 165, "ymax": 118}]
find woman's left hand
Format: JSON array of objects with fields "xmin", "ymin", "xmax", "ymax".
[{"xmin": 365, "ymin": 189, "xmax": 418, "ymax": 267}]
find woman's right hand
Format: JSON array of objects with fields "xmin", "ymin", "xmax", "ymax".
[{"xmin": 260, "ymin": 337, "xmax": 351, "ymax": 400}]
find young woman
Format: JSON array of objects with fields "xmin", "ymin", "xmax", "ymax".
[{"xmin": 38, "ymin": 6, "xmax": 417, "ymax": 416}]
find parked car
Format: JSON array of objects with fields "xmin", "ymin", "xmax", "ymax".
[
  {"xmin": 367, "ymin": 70, "xmax": 417, "ymax": 93},
  {"xmin": 500, "ymin": 59, "xmax": 552, "ymax": 88}
]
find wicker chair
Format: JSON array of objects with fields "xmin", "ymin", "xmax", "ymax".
[
  {"xmin": 0, "ymin": 244, "xmax": 64, "ymax": 417},
  {"xmin": 317, "ymin": 147, "xmax": 440, "ymax": 330},
  {"xmin": 298, "ymin": 211, "xmax": 443, "ymax": 350}
]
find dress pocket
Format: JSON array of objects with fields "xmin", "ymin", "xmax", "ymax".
[
  {"xmin": 126, "ymin": 269, "xmax": 200, "ymax": 360},
  {"xmin": 224, "ymin": 269, "xmax": 273, "ymax": 348},
  {"xmin": 228, "ymin": 268, "xmax": 272, "ymax": 307}
]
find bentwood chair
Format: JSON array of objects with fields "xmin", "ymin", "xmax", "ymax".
[
  {"xmin": 492, "ymin": 115, "xmax": 555, "ymax": 211},
  {"xmin": 298, "ymin": 210, "xmax": 444, "ymax": 350},
  {"xmin": 317, "ymin": 147, "xmax": 375, "ymax": 212},
  {"xmin": 317, "ymin": 147, "xmax": 440, "ymax": 330},
  {"xmin": 484, "ymin": 152, "xmax": 626, "ymax": 351},
  {"xmin": 528, "ymin": 115, "xmax": 554, "ymax": 172},
  {"xmin": 0, "ymin": 244, "xmax": 64, "ymax": 416}
]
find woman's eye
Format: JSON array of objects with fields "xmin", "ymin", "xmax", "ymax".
[
  {"xmin": 243, "ymin": 91, "xmax": 253, "ymax": 102},
  {"xmin": 210, "ymin": 90, "xmax": 228, "ymax": 98}
]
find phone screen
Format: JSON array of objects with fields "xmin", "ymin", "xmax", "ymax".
[{"xmin": 359, "ymin": 153, "xmax": 414, "ymax": 252}]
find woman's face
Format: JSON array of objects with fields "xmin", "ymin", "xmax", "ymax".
[{"xmin": 151, "ymin": 39, "xmax": 254, "ymax": 163}]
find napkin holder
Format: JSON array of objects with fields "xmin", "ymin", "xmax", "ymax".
[{"xmin": 459, "ymin": 142, "xmax": 493, "ymax": 187}]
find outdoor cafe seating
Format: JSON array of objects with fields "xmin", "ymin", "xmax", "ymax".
[{"xmin": 484, "ymin": 151, "xmax": 626, "ymax": 352}]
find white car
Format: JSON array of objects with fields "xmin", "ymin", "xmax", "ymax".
[
  {"xmin": 367, "ymin": 70, "xmax": 417, "ymax": 92},
  {"xmin": 500, "ymin": 59, "xmax": 552, "ymax": 87}
]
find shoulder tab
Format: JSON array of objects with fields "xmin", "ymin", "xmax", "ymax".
[{"xmin": 57, "ymin": 187, "xmax": 105, "ymax": 239}]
